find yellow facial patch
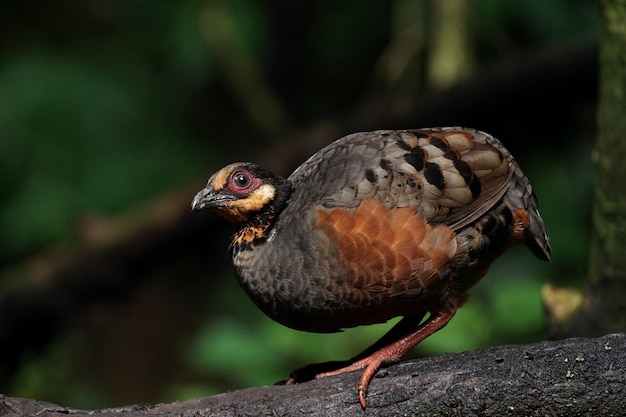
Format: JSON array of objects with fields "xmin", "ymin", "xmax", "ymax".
[
  {"xmin": 209, "ymin": 164, "xmax": 237, "ymax": 191},
  {"xmin": 220, "ymin": 183, "xmax": 276, "ymax": 223}
]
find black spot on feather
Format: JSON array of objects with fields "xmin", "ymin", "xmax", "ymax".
[
  {"xmin": 396, "ymin": 140, "xmax": 411, "ymax": 151},
  {"xmin": 424, "ymin": 162, "xmax": 445, "ymax": 191},
  {"xmin": 380, "ymin": 159, "xmax": 392, "ymax": 172},
  {"xmin": 430, "ymin": 136, "xmax": 448, "ymax": 151}
]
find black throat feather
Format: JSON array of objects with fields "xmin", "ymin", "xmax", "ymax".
[{"xmin": 230, "ymin": 177, "xmax": 292, "ymax": 255}]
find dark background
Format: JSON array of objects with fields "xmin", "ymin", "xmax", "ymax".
[{"xmin": 0, "ymin": 0, "xmax": 597, "ymax": 409}]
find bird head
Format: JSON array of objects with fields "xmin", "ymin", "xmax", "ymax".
[{"xmin": 192, "ymin": 162, "xmax": 291, "ymax": 226}]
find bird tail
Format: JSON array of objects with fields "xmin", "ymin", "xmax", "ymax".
[
  {"xmin": 504, "ymin": 158, "xmax": 551, "ymax": 262},
  {"xmin": 474, "ymin": 128, "xmax": 551, "ymax": 262}
]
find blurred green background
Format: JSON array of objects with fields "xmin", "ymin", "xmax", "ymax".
[{"xmin": 0, "ymin": 0, "xmax": 596, "ymax": 409}]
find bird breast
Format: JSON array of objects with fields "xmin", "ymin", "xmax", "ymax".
[{"xmin": 232, "ymin": 200, "xmax": 463, "ymax": 333}]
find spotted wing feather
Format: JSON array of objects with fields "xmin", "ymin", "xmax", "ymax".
[{"xmin": 289, "ymin": 128, "xmax": 514, "ymax": 231}]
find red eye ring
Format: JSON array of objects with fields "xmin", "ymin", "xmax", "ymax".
[{"xmin": 228, "ymin": 170, "xmax": 260, "ymax": 193}]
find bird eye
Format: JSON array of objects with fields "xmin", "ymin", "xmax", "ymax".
[{"xmin": 232, "ymin": 171, "xmax": 252, "ymax": 189}]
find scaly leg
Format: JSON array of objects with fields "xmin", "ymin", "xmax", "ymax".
[
  {"xmin": 285, "ymin": 313, "xmax": 426, "ymax": 384},
  {"xmin": 316, "ymin": 310, "xmax": 456, "ymax": 408}
]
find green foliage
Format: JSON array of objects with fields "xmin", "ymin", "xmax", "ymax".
[
  {"xmin": 474, "ymin": 0, "xmax": 597, "ymax": 40},
  {"xmin": 10, "ymin": 340, "xmax": 107, "ymax": 409},
  {"xmin": 526, "ymin": 147, "xmax": 594, "ymax": 285},
  {"xmin": 0, "ymin": 52, "xmax": 207, "ymax": 259}
]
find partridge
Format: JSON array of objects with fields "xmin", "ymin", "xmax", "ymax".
[{"xmin": 192, "ymin": 128, "xmax": 551, "ymax": 407}]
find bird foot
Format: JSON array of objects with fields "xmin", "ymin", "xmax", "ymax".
[
  {"xmin": 286, "ymin": 352, "xmax": 396, "ymax": 408},
  {"xmin": 316, "ymin": 353, "xmax": 393, "ymax": 408}
]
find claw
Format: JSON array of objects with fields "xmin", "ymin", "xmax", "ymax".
[
  {"xmin": 356, "ymin": 357, "xmax": 383, "ymax": 408},
  {"xmin": 358, "ymin": 385, "xmax": 367, "ymax": 408}
]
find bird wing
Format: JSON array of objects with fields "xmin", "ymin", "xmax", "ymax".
[{"xmin": 288, "ymin": 127, "xmax": 514, "ymax": 231}]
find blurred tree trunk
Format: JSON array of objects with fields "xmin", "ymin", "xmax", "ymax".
[
  {"xmin": 544, "ymin": 0, "xmax": 626, "ymax": 337},
  {"xmin": 427, "ymin": 0, "xmax": 473, "ymax": 88}
]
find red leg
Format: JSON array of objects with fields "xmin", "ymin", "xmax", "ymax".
[
  {"xmin": 316, "ymin": 310, "xmax": 456, "ymax": 408},
  {"xmin": 285, "ymin": 314, "xmax": 426, "ymax": 385}
]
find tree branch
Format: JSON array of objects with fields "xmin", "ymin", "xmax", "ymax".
[{"xmin": 2, "ymin": 334, "xmax": 624, "ymax": 417}]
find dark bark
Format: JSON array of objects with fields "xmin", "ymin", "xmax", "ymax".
[{"xmin": 1, "ymin": 334, "xmax": 624, "ymax": 417}]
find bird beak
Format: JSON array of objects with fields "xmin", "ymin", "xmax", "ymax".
[
  {"xmin": 192, "ymin": 188, "xmax": 210, "ymax": 211},
  {"xmin": 191, "ymin": 187, "xmax": 232, "ymax": 211}
]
